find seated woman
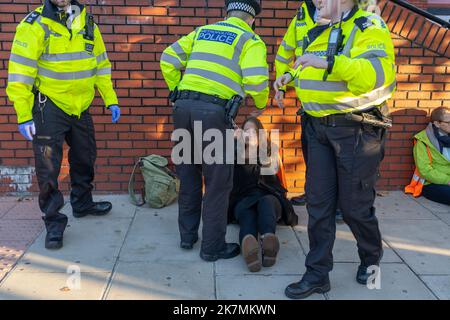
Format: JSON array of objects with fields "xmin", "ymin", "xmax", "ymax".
[
  {"xmin": 412, "ymin": 107, "xmax": 450, "ymax": 205},
  {"xmin": 229, "ymin": 117, "xmax": 298, "ymax": 272}
]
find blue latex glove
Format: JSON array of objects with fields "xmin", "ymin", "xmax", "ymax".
[
  {"xmin": 109, "ymin": 105, "xmax": 121, "ymax": 123},
  {"xmin": 18, "ymin": 121, "xmax": 36, "ymax": 141}
]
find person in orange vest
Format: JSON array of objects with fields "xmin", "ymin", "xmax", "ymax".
[{"xmin": 405, "ymin": 107, "xmax": 450, "ymax": 205}]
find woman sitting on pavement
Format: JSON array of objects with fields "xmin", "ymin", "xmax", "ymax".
[
  {"xmin": 410, "ymin": 107, "xmax": 450, "ymax": 205},
  {"xmin": 229, "ymin": 117, "xmax": 298, "ymax": 272}
]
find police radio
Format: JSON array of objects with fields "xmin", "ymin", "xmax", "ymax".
[{"xmin": 323, "ymin": 13, "xmax": 345, "ymax": 81}]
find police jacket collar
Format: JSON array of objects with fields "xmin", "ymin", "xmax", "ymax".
[
  {"xmin": 305, "ymin": 1, "xmax": 316, "ymax": 21},
  {"xmin": 225, "ymin": 17, "xmax": 254, "ymax": 33},
  {"xmin": 42, "ymin": 0, "xmax": 84, "ymax": 24}
]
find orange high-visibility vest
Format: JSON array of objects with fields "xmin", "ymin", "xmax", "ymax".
[
  {"xmin": 277, "ymin": 153, "xmax": 288, "ymax": 191},
  {"xmin": 405, "ymin": 140, "xmax": 433, "ymax": 197}
]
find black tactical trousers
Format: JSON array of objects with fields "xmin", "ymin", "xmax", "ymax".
[
  {"xmin": 172, "ymin": 99, "xmax": 234, "ymax": 254},
  {"xmin": 303, "ymin": 116, "xmax": 385, "ymax": 282},
  {"xmin": 32, "ymin": 95, "xmax": 97, "ymax": 231}
]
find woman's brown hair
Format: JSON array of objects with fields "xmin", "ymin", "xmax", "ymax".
[{"xmin": 242, "ymin": 116, "xmax": 272, "ymax": 160}]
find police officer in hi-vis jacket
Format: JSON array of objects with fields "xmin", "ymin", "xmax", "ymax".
[{"xmin": 161, "ymin": 0, "xmax": 269, "ymax": 262}]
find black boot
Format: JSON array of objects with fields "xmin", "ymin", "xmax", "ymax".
[
  {"xmin": 44, "ymin": 214, "xmax": 68, "ymax": 250},
  {"xmin": 356, "ymin": 265, "xmax": 376, "ymax": 285},
  {"xmin": 285, "ymin": 276, "xmax": 331, "ymax": 300},
  {"xmin": 200, "ymin": 243, "xmax": 240, "ymax": 262},
  {"xmin": 180, "ymin": 237, "xmax": 199, "ymax": 250},
  {"xmin": 73, "ymin": 201, "xmax": 112, "ymax": 218}
]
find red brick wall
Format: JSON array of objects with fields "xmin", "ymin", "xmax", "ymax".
[{"xmin": 0, "ymin": 0, "xmax": 449, "ymax": 194}]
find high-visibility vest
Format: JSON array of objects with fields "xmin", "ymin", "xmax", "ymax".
[
  {"xmin": 6, "ymin": 3, "xmax": 118, "ymax": 124},
  {"xmin": 276, "ymin": 153, "xmax": 288, "ymax": 191},
  {"xmin": 275, "ymin": 2, "xmax": 316, "ymax": 95},
  {"xmin": 160, "ymin": 17, "xmax": 269, "ymax": 109},
  {"xmin": 405, "ymin": 140, "xmax": 433, "ymax": 197},
  {"xmin": 289, "ymin": 7, "xmax": 396, "ymax": 118}
]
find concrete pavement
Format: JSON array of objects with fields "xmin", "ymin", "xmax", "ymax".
[{"xmin": 0, "ymin": 191, "xmax": 449, "ymax": 300}]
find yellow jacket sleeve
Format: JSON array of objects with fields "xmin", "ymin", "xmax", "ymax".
[
  {"xmin": 241, "ymin": 37, "xmax": 269, "ymax": 109},
  {"xmin": 94, "ymin": 25, "xmax": 118, "ymax": 108},
  {"xmin": 414, "ymin": 141, "xmax": 450, "ymax": 185},
  {"xmin": 160, "ymin": 30, "xmax": 196, "ymax": 91},
  {"xmin": 332, "ymin": 20, "xmax": 396, "ymax": 96},
  {"xmin": 6, "ymin": 20, "xmax": 44, "ymax": 124},
  {"xmin": 275, "ymin": 16, "xmax": 297, "ymax": 91}
]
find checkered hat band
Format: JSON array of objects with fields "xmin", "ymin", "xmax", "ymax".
[{"xmin": 227, "ymin": 2, "xmax": 256, "ymax": 17}]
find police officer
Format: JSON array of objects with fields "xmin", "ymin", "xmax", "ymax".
[
  {"xmin": 160, "ymin": 0, "xmax": 269, "ymax": 261},
  {"xmin": 274, "ymin": 0, "xmax": 396, "ymax": 299},
  {"xmin": 6, "ymin": 0, "xmax": 120, "ymax": 250}
]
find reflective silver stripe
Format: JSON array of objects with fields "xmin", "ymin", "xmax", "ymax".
[
  {"xmin": 369, "ymin": 58, "xmax": 385, "ymax": 89},
  {"xmin": 342, "ymin": 25, "xmax": 359, "ymax": 57},
  {"xmin": 171, "ymin": 42, "xmax": 187, "ymax": 62},
  {"xmin": 302, "ymin": 81, "xmax": 396, "ymax": 112},
  {"xmin": 8, "ymin": 73, "xmax": 35, "ymax": 85},
  {"xmin": 36, "ymin": 16, "xmax": 50, "ymax": 41},
  {"xmin": 232, "ymin": 32, "xmax": 253, "ymax": 62},
  {"xmin": 38, "ymin": 67, "xmax": 97, "ymax": 80},
  {"xmin": 300, "ymin": 80, "xmax": 348, "ymax": 92},
  {"xmin": 275, "ymin": 55, "xmax": 294, "ymax": 64},
  {"xmin": 185, "ymin": 68, "xmax": 244, "ymax": 97},
  {"xmin": 244, "ymin": 81, "xmax": 268, "ymax": 92},
  {"xmin": 10, "ymin": 53, "xmax": 37, "ymax": 68},
  {"xmin": 295, "ymin": 78, "xmax": 299, "ymax": 88},
  {"xmin": 281, "ymin": 40, "xmax": 295, "ymax": 51},
  {"xmin": 40, "ymin": 52, "xmax": 94, "ymax": 62},
  {"xmin": 97, "ymin": 67, "xmax": 111, "ymax": 76},
  {"xmin": 297, "ymin": 40, "xmax": 303, "ymax": 48},
  {"xmin": 242, "ymin": 67, "xmax": 269, "ymax": 77},
  {"xmin": 160, "ymin": 53, "xmax": 183, "ymax": 69},
  {"xmin": 189, "ymin": 52, "xmax": 241, "ymax": 75},
  {"xmin": 355, "ymin": 50, "xmax": 388, "ymax": 59},
  {"xmin": 96, "ymin": 52, "xmax": 109, "ymax": 64}
]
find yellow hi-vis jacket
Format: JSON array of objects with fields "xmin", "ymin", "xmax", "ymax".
[
  {"xmin": 160, "ymin": 17, "xmax": 269, "ymax": 109},
  {"xmin": 290, "ymin": 7, "xmax": 396, "ymax": 118},
  {"xmin": 6, "ymin": 2, "xmax": 118, "ymax": 124},
  {"xmin": 275, "ymin": 1, "xmax": 316, "ymax": 94}
]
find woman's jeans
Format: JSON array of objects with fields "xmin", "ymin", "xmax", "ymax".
[{"xmin": 236, "ymin": 194, "xmax": 281, "ymax": 244}]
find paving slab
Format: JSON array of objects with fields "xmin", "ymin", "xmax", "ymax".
[
  {"xmin": 0, "ymin": 202, "xmax": 16, "ymax": 219},
  {"xmin": 216, "ymin": 226, "xmax": 306, "ymax": 276},
  {"xmin": 412, "ymin": 196, "xmax": 450, "ymax": 215},
  {"xmin": 2, "ymin": 200, "xmax": 42, "ymax": 220},
  {"xmin": 380, "ymin": 219, "xmax": 450, "ymax": 275},
  {"xmin": 0, "ymin": 271, "xmax": 110, "ymax": 300},
  {"xmin": 216, "ymin": 275, "xmax": 325, "ymax": 300},
  {"xmin": 106, "ymin": 260, "xmax": 215, "ymax": 300},
  {"xmin": 326, "ymin": 263, "xmax": 436, "ymax": 300},
  {"xmin": 420, "ymin": 275, "xmax": 450, "ymax": 300},
  {"xmin": 0, "ymin": 219, "xmax": 43, "ymax": 242},
  {"xmin": 15, "ymin": 216, "xmax": 131, "ymax": 273},
  {"xmin": 374, "ymin": 191, "xmax": 438, "ymax": 220},
  {"xmin": 294, "ymin": 220, "xmax": 402, "ymax": 263}
]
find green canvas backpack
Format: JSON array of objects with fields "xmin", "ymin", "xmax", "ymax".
[{"xmin": 128, "ymin": 155, "xmax": 180, "ymax": 208}]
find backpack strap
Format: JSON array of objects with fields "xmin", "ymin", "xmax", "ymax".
[{"xmin": 128, "ymin": 158, "xmax": 146, "ymax": 207}]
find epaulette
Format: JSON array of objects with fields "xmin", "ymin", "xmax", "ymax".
[
  {"xmin": 24, "ymin": 11, "xmax": 40, "ymax": 25},
  {"xmin": 297, "ymin": 6, "xmax": 305, "ymax": 21},
  {"xmin": 354, "ymin": 16, "xmax": 374, "ymax": 32}
]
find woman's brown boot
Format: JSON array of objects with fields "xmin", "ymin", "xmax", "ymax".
[
  {"xmin": 261, "ymin": 233, "xmax": 280, "ymax": 267},
  {"xmin": 242, "ymin": 234, "xmax": 262, "ymax": 272}
]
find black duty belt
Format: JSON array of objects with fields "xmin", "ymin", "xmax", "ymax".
[
  {"xmin": 176, "ymin": 90, "xmax": 228, "ymax": 107},
  {"xmin": 318, "ymin": 108, "xmax": 379, "ymax": 127}
]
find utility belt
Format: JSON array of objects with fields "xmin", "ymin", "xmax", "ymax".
[
  {"xmin": 170, "ymin": 89, "xmax": 228, "ymax": 107},
  {"xmin": 170, "ymin": 89, "xmax": 243, "ymax": 128},
  {"xmin": 300, "ymin": 105, "xmax": 392, "ymax": 129}
]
